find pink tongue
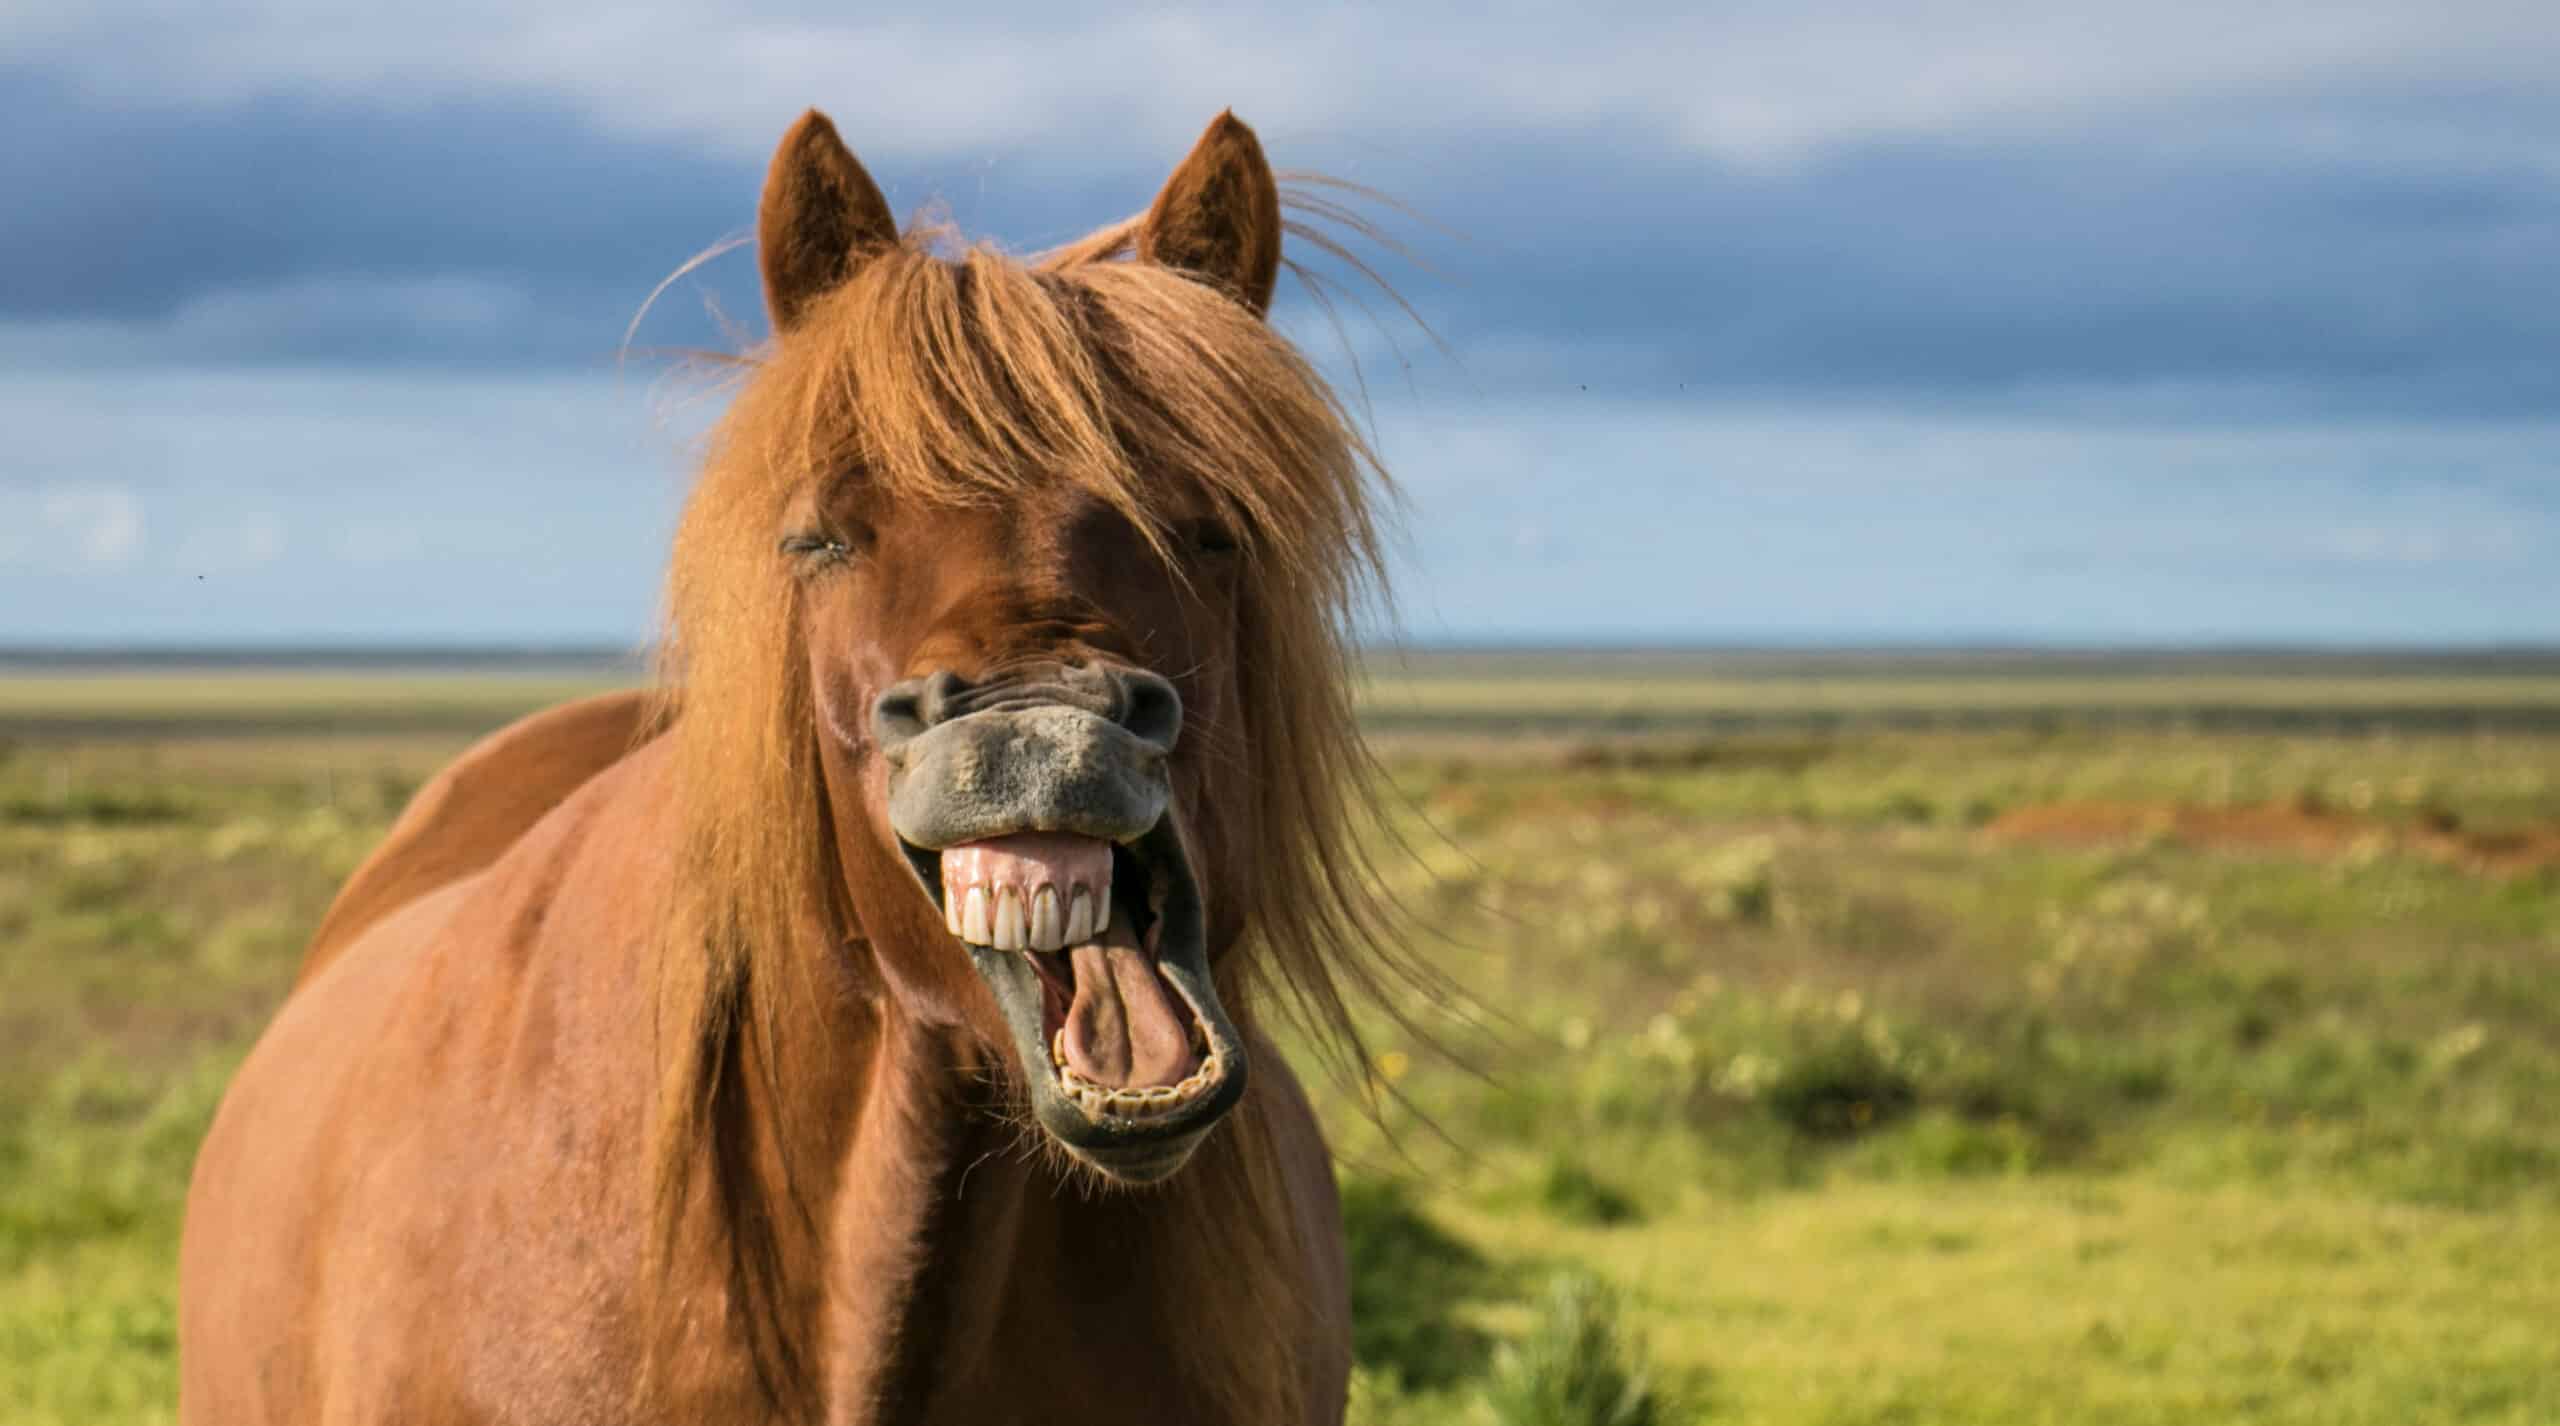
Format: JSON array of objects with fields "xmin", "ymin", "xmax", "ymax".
[{"xmin": 1062, "ymin": 937, "xmax": 1200, "ymax": 1089}]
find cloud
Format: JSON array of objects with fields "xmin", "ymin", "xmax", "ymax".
[
  {"xmin": 7, "ymin": 46, "xmax": 2557, "ymax": 418},
  {"xmin": 10, "ymin": 1, "xmax": 2560, "ymax": 170},
  {"xmin": 1371, "ymin": 114, "xmax": 2560, "ymax": 416},
  {"xmin": 57, "ymin": 485, "xmax": 143, "ymax": 565},
  {"xmin": 0, "ymin": 483, "xmax": 144, "ymax": 569},
  {"xmin": 175, "ymin": 511, "xmax": 288, "ymax": 573},
  {"xmin": 2, "ymin": 275, "xmax": 546, "ymax": 367},
  {"xmin": 0, "ymin": 368, "xmax": 689, "ymax": 642},
  {"xmin": 0, "ymin": 69, "xmax": 753, "ymax": 351}
]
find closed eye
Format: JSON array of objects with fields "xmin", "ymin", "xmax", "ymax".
[
  {"xmin": 780, "ymin": 532, "xmax": 858, "ymax": 565},
  {"xmin": 1181, "ymin": 519, "xmax": 1241, "ymax": 557}
]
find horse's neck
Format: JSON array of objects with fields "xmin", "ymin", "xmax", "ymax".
[{"xmin": 817, "ymin": 1009, "xmax": 1033, "ymax": 1417}]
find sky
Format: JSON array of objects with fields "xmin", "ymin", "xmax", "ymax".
[{"xmin": 5, "ymin": 2, "xmax": 2557, "ymax": 647}]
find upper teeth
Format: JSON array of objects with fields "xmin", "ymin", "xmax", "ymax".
[{"xmin": 943, "ymin": 864, "xmax": 1109, "ymax": 951}]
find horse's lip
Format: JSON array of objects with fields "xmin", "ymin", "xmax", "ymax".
[{"xmin": 915, "ymin": 815, "xmax": 1247, "ymax": 1175}]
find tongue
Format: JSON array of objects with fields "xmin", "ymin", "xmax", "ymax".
[{"xmin": 1062, "ymin": 936, "xmax": 1200, "ymax": 1088}]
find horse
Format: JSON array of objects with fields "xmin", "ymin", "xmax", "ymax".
[{"xmin": 178, "ymin": 107, "xmax": 1416, "ymax": 1424}]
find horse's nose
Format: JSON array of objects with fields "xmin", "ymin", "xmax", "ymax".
[
  {"xmin": 876, "ymin": 663, "xmax": 1183, "ymax": 850},
  {"xmin": 871, "ymin": 663, "xmax": 1182, "ymax": 761}
]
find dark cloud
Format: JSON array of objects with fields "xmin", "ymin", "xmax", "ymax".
[
  {"xmin": 1382, "ymin": 107, "xmax": 2560, "ymax": 414},
  {"xmin": 0, "ymin": 68, "xmax": 760, "ymax": 362},
  {"xmin": 6, "ymin": 66, "xmax": 2559, "ymax": 417}
]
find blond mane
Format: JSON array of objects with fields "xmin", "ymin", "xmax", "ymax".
[{"xmin": 641, "ymin": 199, "xmax": 1428, "ymax": 1414}]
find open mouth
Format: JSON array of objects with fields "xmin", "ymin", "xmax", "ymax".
[{"xmin": 898, "ymin": 818, "xmax": 1246, "ymax": 1177}]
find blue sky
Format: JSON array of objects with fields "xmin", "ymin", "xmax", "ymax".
[{"xmin": 5, "ymin": 2, "xmax": 2556, "ymax": 646}]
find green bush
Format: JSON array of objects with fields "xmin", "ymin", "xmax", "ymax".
[
  {"xmin": 1763, "ymin": 1029, "xmax": 1917, "ymax": 1140},
  {"xmin": 1534, "ymin": 1156, "xmax": 1641, "ymax": 1227}
]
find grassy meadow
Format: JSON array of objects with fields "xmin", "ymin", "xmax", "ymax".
[{"xmin": 3, "ymin": 654, "xmax": 2556, "ymax": 1423}]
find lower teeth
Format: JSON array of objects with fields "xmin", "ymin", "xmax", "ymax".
[{"xmin": 1048, "ymin": 1028, "xmax": 1218, "ymax": 1118}]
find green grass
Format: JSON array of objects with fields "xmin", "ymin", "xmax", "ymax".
[
  {"xmin": 2, "ymin": 671, "xmax": 2557, "ymax": 1422},
  {"xmin": 0, "ymin": 673, "xmax": 626, "ymax": 736},
  {"xmin": 1353, "ymin": 650, "xmax": 2560, "ymax": 736},
  {"xmin": 1361, "ymin": 672, "xmax": 2560, "ymax": 714},
  {"xmin": 1319, "ymin": 724, "xmax": 2560, "ymax": 1422}
]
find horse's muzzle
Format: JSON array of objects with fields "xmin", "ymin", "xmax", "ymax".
[{"xmin": 873, "ymin": 663, "xmax": 1247, "ymax": 1182}]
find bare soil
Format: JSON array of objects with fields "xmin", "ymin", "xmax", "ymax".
[{"xmin": 1984, "ymin": 798, "xmax": 2560, "ymax": 875}]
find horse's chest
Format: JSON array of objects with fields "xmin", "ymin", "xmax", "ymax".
[
  {"xmin": 824, "ymin": 1257, "xmax": 1253, "ymax": 1425},
  {"xmin": 904, "ymin": 1316, "xmax": 1237, "ymax": 1426}
]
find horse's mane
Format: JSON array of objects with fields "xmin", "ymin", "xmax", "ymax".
[{"xmin": 641, "ymin": 193, "xmax": 1427, "ymax": 1417}]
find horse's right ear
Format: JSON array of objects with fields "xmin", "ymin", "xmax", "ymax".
[{"xmin": 758, "ymin": 109, "xmax": 899, "ymax": 333}]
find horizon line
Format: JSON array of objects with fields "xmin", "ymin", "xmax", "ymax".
[{"xmin": 6, "ymin": 637, "xmax": 2560, "ymax": 669}]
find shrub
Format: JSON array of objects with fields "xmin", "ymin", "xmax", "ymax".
[
  {"xmin": 1534, "ymin": 1156, "xmax": 1641, "ymax": 1227},
  {"xmin": 1763, "ymin": 1029, "xmax": 1917, "ymax": 1140}
]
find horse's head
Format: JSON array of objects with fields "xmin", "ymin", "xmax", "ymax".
[
  {"xmin": 663, "ymin": 108, "xmax": 1389, "ymax": 1185},
  {"xmin": 842, "ymin": 552, "xmax": 1237, "ymax": 1185}
]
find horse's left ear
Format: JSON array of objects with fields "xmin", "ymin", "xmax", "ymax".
[{"xmin": 1139, "ymin": 111, "xmax": 1283, "ymax": 318}]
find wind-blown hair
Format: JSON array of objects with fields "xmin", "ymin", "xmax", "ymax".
[{"xmin": 642, "ymin": 200, "xmax": 1426, "ymax": 1415}]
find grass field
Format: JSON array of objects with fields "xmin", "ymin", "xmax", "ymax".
[{"xmin": 3, "ymin": 658, "xmax": 2556, "ymax": 1422}]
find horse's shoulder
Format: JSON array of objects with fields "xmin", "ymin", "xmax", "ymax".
[{"xmin": 296, "ymin": 688, "xmax": 656, "ymax": 984}]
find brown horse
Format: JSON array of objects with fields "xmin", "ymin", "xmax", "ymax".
[{"xmin": 180, "ymin": 108, "xmax": 1415, "ymax": 1424}]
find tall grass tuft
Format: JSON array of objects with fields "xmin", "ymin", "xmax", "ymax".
[{"xmin": 1483, "ymin": 1273, "xmax": 1665, "ymax": 1426}]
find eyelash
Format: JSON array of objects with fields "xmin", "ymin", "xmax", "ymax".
[
  {"xmin": 781, "ymin": 526, "xmax": 1233, "ymax": 564},
  {"xmin": 780, "ymin": 533, "xmax": 856, "ymax": 564}
]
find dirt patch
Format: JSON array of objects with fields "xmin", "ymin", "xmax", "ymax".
[{"xmin": 1984, "ymin": 800, "xmax": 2560, "ymax": 876}]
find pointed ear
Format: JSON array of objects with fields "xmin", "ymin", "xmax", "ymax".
[
  {"xmin": 758, "ymin": 109, "xmax": 899, "ymax": 332},
  {"xmin": 1138, "ymin": 111, "xmax": 1283, "ymax": 317}
]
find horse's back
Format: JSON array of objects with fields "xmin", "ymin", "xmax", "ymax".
[
  {"xmin": 298, "ymin": 689, "xmax": 653, "ymax": 984},
  {"xmin": 184, "ymin": 694, "xmax": 672, "ymax": 1424},
  {"xmin": 180, "ymin": 873, "xmax": 487, "ymax": 1422}
]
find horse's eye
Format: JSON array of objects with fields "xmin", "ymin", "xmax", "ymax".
[
  {"xmin": 779, "ymin": 533, "xmax": 854, "ymax": 565},
  {"xmin": 1184, "ymin": 519, "xmax": 1241, "ymax": 557}
]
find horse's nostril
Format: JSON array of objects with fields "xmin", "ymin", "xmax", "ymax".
[
  {"xmin": 871, "ymin": 676, "xmax": 945, "ymax": 754},
  {"xmin": 1113, "ymin": 670, "xmax": 1182, "ymax": 753}
]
